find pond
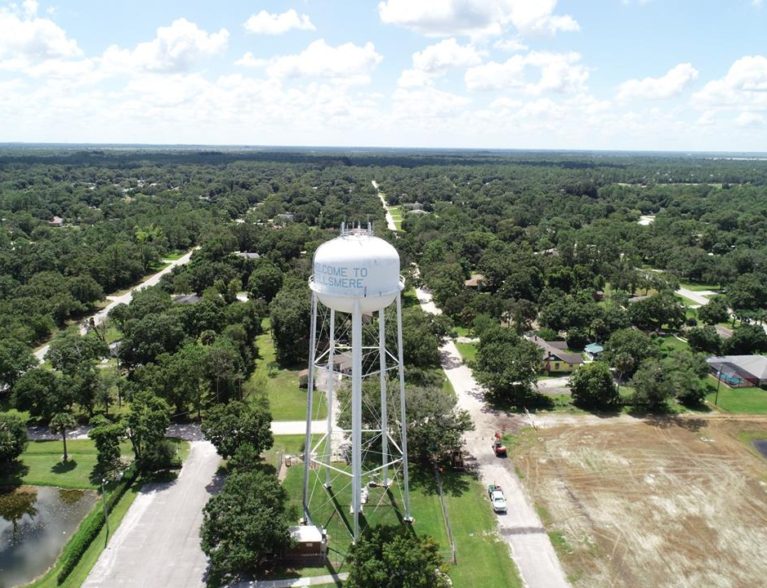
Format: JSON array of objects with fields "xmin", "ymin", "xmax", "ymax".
[
  {"xmin": 0, "ymin": 486, "xmax": 97, "ymax": 587},
  {"xmin": 754, "ymin": 439, "xmax": 767, "ymax": 459}
]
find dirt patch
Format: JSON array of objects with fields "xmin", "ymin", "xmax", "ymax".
[{"xmin": 514, "ymin": 418, "xmax": 767, "ymax": 588}]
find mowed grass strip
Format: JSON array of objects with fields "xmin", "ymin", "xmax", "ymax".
[
  {"xmin": 250, "ymin": 320, "xmax": 326, "ymax": 421},
  {"xmin": 455, "ymin": 342, "xmax": 477, "ymax": 364}
]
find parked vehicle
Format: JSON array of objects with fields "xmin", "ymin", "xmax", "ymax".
[
  {"xmin": 493, "ymin": 432, "xmax": 507, "ymax": 457},
  {"xmin": 487, "ymin": 483, "xmax": 507, "ymax": 513}
]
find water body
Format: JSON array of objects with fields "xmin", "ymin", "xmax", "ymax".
[
  {"xmin": 0, "ymin": 486, "xmax": 97, "ymax": 587},
  {"xmin": 754, "ymin": 440, "xmax": 767, "ymax": 459}
]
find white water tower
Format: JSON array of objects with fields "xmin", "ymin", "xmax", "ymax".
[{"xmin": 302, "ymin": 223, "xmax": 412, "ymax": 541}]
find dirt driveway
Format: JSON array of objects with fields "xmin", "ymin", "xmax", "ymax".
[{"xmin": 513, "ymin": 418, "xmax": 767, "ymax": 588}]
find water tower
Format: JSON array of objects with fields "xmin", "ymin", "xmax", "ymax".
[{"xmin": 302, "ymin": 223, "xmax": 412, "ymax": 542}]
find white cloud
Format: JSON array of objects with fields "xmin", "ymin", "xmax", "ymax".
[
  {"xmin": 736, "ymin": 111, "xmax": 765, "ymax": 127},
  {"xmin": 693, "ymin": 55, "xmax": 767, "ymax": 110},
  {"xmin": 266, "ymin": 40, "xmax": 382, "ymax": 84},
  {"xmin": 0, "ymin": 3, "xmax": 81, "ymax": 65},
  {"xmin": 235, "ymin": 51, "xmax": 267, "ymax": 68},
  {"xmin": 494, "ymin": 37, "xmax": 528, "ymax": 52},
  {"xmin": 101, "ymin": 18, "xmax": 228, "ymax": 73},
  {"xmin": 378, "ymin": 0, "xmax": 578, "ymax": 38},
  {"xmin": 392, "ymin": 85, "xmax": 470, "ymax": 121},
  {"xmin": 465, "ymin": 51, "xmax": 588, "ymax": 94},
  {"xmin": 397, "ymin": 39, "xmax": 483, "ymax": 88},
  {"xmin": 617, "ymin": 63, "xmax": 698, "ymax": 100},
  {"xmin": 412, "ymin": 38, "xmax": 483, "ymax": 72},
  {"xmin": 244, "ymin": 9, "xmax": 315, "ymax": 35}
]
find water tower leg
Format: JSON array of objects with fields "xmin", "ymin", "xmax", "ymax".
[
  {"xmin": 302, "ymin": 293, "xmax": 318, "ymax": 525},
  {"xmin": 325, "ymin": 309, "xmax": 336, "ymax": 489},
  {"xmin": 351, "ymin": 300, "xmax": 363, "ymax": 541},
  {"xmin": 379, "ymin": 308, "xmax": 389, "ymax": 487},
  {"xmin": 396, "ymin": 293, "xmax": 413, "ymax": 523}
]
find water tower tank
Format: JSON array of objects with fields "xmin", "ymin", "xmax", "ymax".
[{"xmin": 310, "ymin": 229, "xmax": 403, "ymax": 314}]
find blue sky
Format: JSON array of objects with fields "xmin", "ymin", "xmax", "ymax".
[{"xmin": 1, "ymin": 0, "xmax": 766, "ymax": 150}]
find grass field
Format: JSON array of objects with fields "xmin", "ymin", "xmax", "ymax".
[
  {"xmin": 455, "ymin": 341, "xmax": 477, "ymax": 364},
  {"xmin": 388, "ymin": 205, "xmax": 403, "ymax": 231},
  {"xmin": 281, "ymin": 465, "xmax": 521, "ymax": 587},
  {"xmin": 706, "ymin": 377, "xmax": 767, "ymax": 414},
  {"xmin": 658, "ymin": 335, "xmax": 690, "ymax": 355},
  {"xmin": 0, "ymin": 439, "xmax": 135, "ymax": 489},
  {"xmin": 679, "ymin": 282, "xmax": 721, "ymax": 292},
  {"xmin": 250, "ymin": 320, "xmax": 326, "ymax": 421}
]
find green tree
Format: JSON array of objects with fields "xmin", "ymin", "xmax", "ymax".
[
  {"xmin": 202, "ymin": 400, "xmax": 273, "ymax": 460},
  {"xmin": 722, "ymin": 324, "xmax": 767, "ymax": 355},
  {"xmin": 49, "ymin": 412, "xmax": 77, "ymax": 462},
  {"xmin": 686, "ymin": 325, "xmax": 722, "ymax": 354},
  {"xmin": 89, "ymin": 416, "xmax": 125, "ymax": 475},
  {"xmin": 475, "ymin": 327, "xmax": 541, "ymax": 406},
  {"xmin": 628, "ymin": 292, "xmax": 685, "ymax": 331},
  {"xmin": 630, "ymin": 359, "xmax": 675, "ymax": 411},
  {"xmin": 0, "ymin": 412, "xmax": 28, "ymax": 465},
  {"xmin": 570, "ymin": 362, "xmax": 620, "ymax": 409},
  {"xmin": 604, "ymin": 328, "xmax": 657, "ymax": 379},
  {"xmin": 346, "ymin": 525, "xmax": 450, "ymax": 588},
  {"xmin": 663, "ymin": 350, "xmax": 709, "ymax": 407},
  {"xmin": 697, "ymin": 296, "xmax": 729, "ymax": 325},
  {"xmin": 201, "ymin": 470, "xmax": 292, "ymax": 587},
  {"xmin": 46, "ymin": 330, "xmax": 107, "ymax": 373},
  {"xmin": 12, "ymin": 368, "xmax": 71, "ymax": 419},
  {"xmin": 269, "ymin": 277, "xmax": 310, "ymax": 366},
  {"xmin": 125, "ymin": 392, "xmax": 170, "ymax": 469},
  {"xmin": 0, "ymin": 338, "xmax": 35, "ymax": 390},
  {"xmin": 248, "ymin": 260, "xmax": 283, "ymax": 302}
]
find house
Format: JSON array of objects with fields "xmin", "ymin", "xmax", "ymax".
[
  {"xmin": 233, "ymin": 251, "xmax": 261, "ymax": 260},
  {"xmin": 706, "ymin": 355, "xmax": 767, "ymax": 388},
  {"xmin": 464, "ymin": 273, "xmax": 486, "ymax": 289},
  {"xmin": 48, "ymin": 216, "xmax": 64, "ymax": 227},
  {"xmin": 171, "ymin": 294, "xmax": 202, "ymax": 305},
  {"xmin": 528, "ymin": 335, "xmax": 584, "ymax": 373},
  {"xmin": 584, "ymin": 343, "xmax": 604, "ymax": 361}
]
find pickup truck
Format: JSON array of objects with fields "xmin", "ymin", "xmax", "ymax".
[{"xmin": 487, "ymin": 483, "xmax": 508, "ymax": 514}]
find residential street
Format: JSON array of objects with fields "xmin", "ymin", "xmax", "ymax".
[{"xmin": 33, "ymin": 247, "xmax": 198, "ymax": 362}]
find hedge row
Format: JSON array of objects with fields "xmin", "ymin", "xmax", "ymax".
[{"xmin": 57, "ymin": 466, "xmax": 138, "ymax": 585}]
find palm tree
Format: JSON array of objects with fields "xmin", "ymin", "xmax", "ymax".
[{"xmin": 49, "ymin": 412, "xmax": 78, "ymax": 462}]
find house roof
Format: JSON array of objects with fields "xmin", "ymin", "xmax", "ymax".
[
  {"xmin": 707, "ymin": 355, "xmax": 767, "ymax": 380},
  {"xmin": 528, "ymin": 335, "xmax": 584, "ymax": 366},
  {"xmin": 464, "ymin": 273, "xmax": 486, "ymax": 287},
  {"xmin": 290, "ymin": 525, "xmax": 324, "ymax": 543}
]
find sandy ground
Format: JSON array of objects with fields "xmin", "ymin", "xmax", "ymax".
[
  {"xmin": 371, "ymin": 180, "xmax": 397, "ymax": 232},
  {"xmin": 34, "ymin": 248, "xmax": 198, "ymax": 362},
  {"xmin": 84, "ymin": 440, "xmax": 221, "ymax": 588},
  {"xmin": 513, "ymin": 418, "xmax": 767, "ymax": 588}
]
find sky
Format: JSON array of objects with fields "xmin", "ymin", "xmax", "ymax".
[{"xmin": 1, "ymin": 0, "xmax": 766, "ymax": 151}]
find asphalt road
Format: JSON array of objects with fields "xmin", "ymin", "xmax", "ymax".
[{"xmin": 84, "ymin": 441, "xmax": 220, "ymax": 588}]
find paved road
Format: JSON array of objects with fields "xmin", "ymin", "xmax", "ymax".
[
  {"xmin": 34, "ymin": 248, "xmax": 198, "ymax": 362},
  {"xmin": 84, "ymin": 441, "xmax": 221, "ymax": 588},
  {"xmin": 416, "ymin": 287, "xmax": 569, "ymax": 588}
]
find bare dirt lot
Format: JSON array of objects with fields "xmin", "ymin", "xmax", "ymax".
[{"xmin": 513, "ymin": 418, "xmax": 767, "ymax": 588}]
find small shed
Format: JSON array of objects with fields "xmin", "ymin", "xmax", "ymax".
[
  {"xmin": 285, "ymin": 525, "xmax": 327, "ymax": 563},
  {"xmin": 584, "ymin": 343, "xmax": 604, "ymax": 361},
  {"xmin": 464, "ymin": 273, "xmax": 486, "ymax": 289}
]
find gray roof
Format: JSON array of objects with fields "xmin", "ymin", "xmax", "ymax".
[
  {"xmin": 528, "ymin": 335, "xmax": 584, "ymax": 366},
  {"xmin": 707, "ymin": 355, "xmax": 767, "ymax": 380}
]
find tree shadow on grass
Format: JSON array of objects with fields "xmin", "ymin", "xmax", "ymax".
[
  {"xmin": 487, "ymin": 392, "xmax": 555, "ymax": 414},
  {"xmin": 51, "ymin": 459, "xmax": 77, "ymax": 474},
  {"xmin": 408, "ymin": 466, "xmax": 470, "ymax": 498}
]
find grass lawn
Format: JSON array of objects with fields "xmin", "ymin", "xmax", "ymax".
[
  {"xmin": 658, "ymin": 335, "xmax": 690, "ymax": 355},
  {"xmin": 249, "ymin": 320, "xmax": 326, "ymax": 421},
  {"xmin": 706, "ymin": 377, "xmax": 767, "ymax": 414},
  {"xmin": 282, "ymin": 465, "xmax": 521, "ymax": 587},
  {"xmin": 675, "ymin": 293, "xmax": 701, "ymax": 308},
  {"xmin": 388, "ymin": 205, "xmax": 403, "ymax": 231},
  {"xmin": 0, "ymin": 439, "xmax": 135, "ymax": 489},
  {"xmin": 452, "ymin": 325, "xmax": 472, "ymax": 338},
  {"xmin": 455, "ymin": 342, "xmax": 477, "ymax": 364}
]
